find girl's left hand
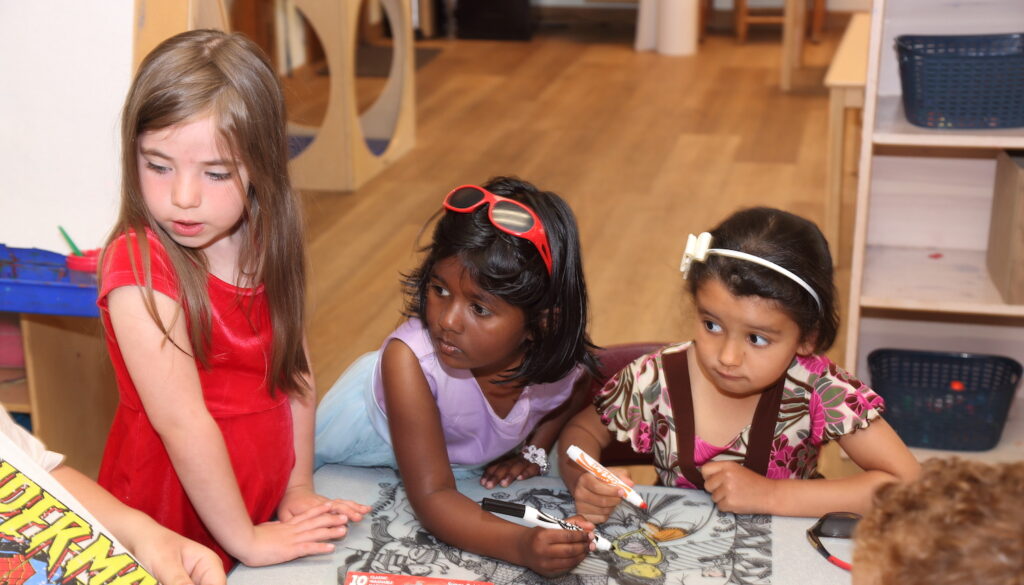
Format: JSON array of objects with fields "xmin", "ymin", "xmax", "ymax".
[
  {"xmin": 277, "ymin": 485, "xmax": 371, "ymax": 523},
  {"xmin": 701, "ymin": 461, "xmax": 776, "ymax": 514},
  {"xmin": 481, "ymin": 454, "xmax": 541, "ymax": 489}
]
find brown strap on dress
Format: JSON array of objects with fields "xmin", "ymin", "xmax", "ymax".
[{"xmin": 661, "ymin": 348, "xmax": 785, "ymax": 490}]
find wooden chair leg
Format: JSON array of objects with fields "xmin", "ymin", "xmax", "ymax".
[
  {"xmin": 810, "ymin": 0, "xmax": 826, "ymax": 42},
  {"xmin": 699, "ymin": 0, "xmax": 710, "ymax": 42},
  {"xmin": 734, "ymin": 0, "xmax": 748, "ymax": 43}
]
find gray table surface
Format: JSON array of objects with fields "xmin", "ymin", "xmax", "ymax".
[{"xmin": 228, "ymin": 465, "xmax": 853, "ymax": 585}]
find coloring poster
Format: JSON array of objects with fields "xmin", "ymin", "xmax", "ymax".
[{"xmin": 335, "ymin": 469, "xmax": 771, "ymax": 585}]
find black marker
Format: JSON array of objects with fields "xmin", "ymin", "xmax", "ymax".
[{"xmin": 481, "ymin": 498, "xmax": 613, "ymax": 551}]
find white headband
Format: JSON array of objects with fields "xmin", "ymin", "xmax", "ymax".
[{"xmin": 680, "ymin": 232, "xmax": 822, "ymax": 310}]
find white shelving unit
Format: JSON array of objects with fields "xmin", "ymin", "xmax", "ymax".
[{"xmin": 846, "ymin": 0, "xmax": 1024, "ymax": 462}]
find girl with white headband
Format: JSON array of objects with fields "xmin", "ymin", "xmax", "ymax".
[{"xmin": 559, "ymin": 207, "xmax": 920, "ymax": 519}]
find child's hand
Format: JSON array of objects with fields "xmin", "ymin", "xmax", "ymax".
[
  {"xmin": 571, "ymin": 467, "xmax": 634, "ymax": 524},
  {"xmin": 133, "ymin": 528, "xmax": 226, "ymax": 585},
  {"xmin": 277, "ymin": 485, "xmax": 371, "ymax": 523},
  {"xmin": 481, "ymin": 453, "xmax": 542, "ymax": 489},
  {"xmin": 516, "ymin": 522, "xmax": 595, "ymax": 577},
  {"xmin": 235, "ymin": 503, "xmax": 351, "ymax": 567},
  {"xmin": 701, "ymin": 461, "xmax": 776, "ymax": 514}
]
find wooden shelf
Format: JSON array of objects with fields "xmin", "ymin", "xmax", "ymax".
[
  {"xmin": 860, "ymin": 245, "xmax": 1024, "ymax": 316},
  {"xmin": 0, "ymin": 368, "xmax": 30, "ymax": 413},
  {"xmin": 846, "ymin": 0, "xmax": 1024, "ymax": 465},
  {"xmin": 873, "ymin": 96, "xmax": 1024, "ymax": 149}
]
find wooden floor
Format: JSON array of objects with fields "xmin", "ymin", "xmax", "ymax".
[{"xmin": 283, "ymin": 18, "xmax": 856, "ymax": 405}]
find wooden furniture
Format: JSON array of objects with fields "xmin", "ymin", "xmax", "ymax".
[
  {"xmin": 823, "ymin": 12, "xmax": 870, "ymax": 264},
  {"xmin": 0, "ymin": 313, "xmax": 117, "ymax": 480},
  {"xmin": 21, "ymin": 316, "xmax": 117, "ymax": 478},
  {"xmin": 987, "ymin": 151, "xmax": 1024, "ymax": 304},
  {"xmin": 736, "ymin": 0, "xmax": 824, "ymax": 43},
  {"xmin": 846, "ymin": 0, "xmax": 1024, "ymax": 462},
  {"xmin": 133, "ymin": 0, "xmax": 229, "ymax": 71},
  {"xmin": 288, "ymin": 0, "xmax": 416, "ymax": 192},
  {"xmin": 779, "ymin": 0, "xmax": 808, "ymax": 91}
]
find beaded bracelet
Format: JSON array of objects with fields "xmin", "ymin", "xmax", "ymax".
[{"xmin": 521, "ymin": 444, "xmax": 549, "ymax": 475}]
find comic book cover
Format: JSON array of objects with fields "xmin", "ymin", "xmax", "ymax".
[{"xmin": 0, "ymin": 432, "xmax": 157, "ymax": 585}]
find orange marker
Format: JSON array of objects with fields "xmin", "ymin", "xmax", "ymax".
[{"xmin": 566, "ymin": 444, "xmax": 648, "ymax": 509}]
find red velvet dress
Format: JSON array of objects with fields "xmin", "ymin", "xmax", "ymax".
[{"xmin": 97, "ymin": 230, "xmax": 294, "ymax": 570}]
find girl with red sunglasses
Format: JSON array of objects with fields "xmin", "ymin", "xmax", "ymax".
[{"xmin": 315, "ymin": 176, "xmax": 602, "ymax": 576}]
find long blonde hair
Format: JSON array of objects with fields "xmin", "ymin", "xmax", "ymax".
[{"xmin": 103, "ymin": 29, "xmax": 309, "ymax": 396}]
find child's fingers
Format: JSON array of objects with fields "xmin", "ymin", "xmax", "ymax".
[
  {"xmin": 515, "ymin": 460, "xmax": 542, "ymax": 481},
  {"xmin": 293, "ymin": 521, "xmax": 350, "ymax": 544},
  {"xmin": 579, "ymin": 473, "xmax": 625, "ymax": 499},
  {"xmin": 148, "ymin": 557, "xmax": 196, "ymax": 585},
  {"xmin": 479, "ymin": 465, "xmax": 507, "ymax": 488},
  {"xmin": 187, "ymin": 556, "xmax": 227, "ymax": 585},
  {"xmin": 481, "ymin": 462, "xmax": 523, "ymax": 488},
  {"xmin": 326, "ymin": 499, "xmax": 371, "ymax": 520},
  {"xmin": 563, "ymin": 514, "xmax": 596, "ymax": 532},
  {"xmin": 283, "ymin": 503, "xmax": 351, "ymax": 530},
  {"xmin": 531, "ymin": 529, "xmax": 592, "ymax": 575},
  {"xmin": 285, "ymin": 540, "xmax": 337, "ymax": 559},
  {"xmin": 607, "ymin": 466, "xmax": 636, "ymax": 487},
  {"xmin": 245, "ymin": 520, "xmax": 346, "ymax": 566}
]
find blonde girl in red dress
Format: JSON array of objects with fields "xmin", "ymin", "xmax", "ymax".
[{"xmin": 97, "ymin": 29, "xmax": 369, "ymax": 571}]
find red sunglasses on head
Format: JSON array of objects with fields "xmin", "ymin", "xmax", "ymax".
[
  {"xmin": 443, "ymin": 185, "xmax": 553, "ymax": 276},
  {"xmin": 806, "ymin": 511, "xmax": 860, "ymax": 571}
]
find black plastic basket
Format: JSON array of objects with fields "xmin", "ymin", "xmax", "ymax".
[
  {"xmin": 867, "ymin": 349, "xmax": 1021, "ymax": 451},
  {"xmin": 896, "ymin": 33, "xmax": 1024, "ymax": 129}
]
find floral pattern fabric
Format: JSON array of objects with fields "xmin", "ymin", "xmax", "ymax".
[{"xmin": 595, "ymin": 342, "xmax": 885, "ymax": 488}]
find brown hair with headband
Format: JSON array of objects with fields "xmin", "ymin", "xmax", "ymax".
[{"xmin": 685, "ymin": 207, "xmax": 838, "ymax": 353}]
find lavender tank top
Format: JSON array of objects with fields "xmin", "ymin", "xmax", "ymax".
[{"xmin": 367, "ymin": 319, "xmax": 581, "ymax": 466}]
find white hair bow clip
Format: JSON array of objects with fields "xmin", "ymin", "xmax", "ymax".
[
  {"xmin": 680, "ymin": 232, "xmax": 713, "ymax": 279},
  {"xmin": 677, "ymin": 230, "xmax": 824, "ymax": 310}
]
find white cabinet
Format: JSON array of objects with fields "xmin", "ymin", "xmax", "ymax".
[{"xmin": 846, "ymin": 0, "xmax": 1024, "ymax": 462}]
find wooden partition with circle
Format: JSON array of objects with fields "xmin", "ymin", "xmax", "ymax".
[{"xmin": 288, "ymin": 0, "xmax": 416, "ymax": 192}]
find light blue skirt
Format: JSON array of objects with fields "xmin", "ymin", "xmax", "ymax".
[
  {"xmin": 314, "ymin": 351, "xmax": 398, "ymax": 470},
  {"xmin": 313, "ymin": 351, "xmax": 487, "ymax": 480}
]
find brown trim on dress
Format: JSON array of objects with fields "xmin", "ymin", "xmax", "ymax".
[{"xmin": 661, "ymin": 348, "xmax": 784, "ymax": 490}]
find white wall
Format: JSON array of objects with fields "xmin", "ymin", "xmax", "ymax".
[{"xmin": 0, "ymin": 1, "xmax": 134, "ymax": 252}]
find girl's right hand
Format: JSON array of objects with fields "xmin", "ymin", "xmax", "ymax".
[
  {"xmin": 277, "ymin": 485, "xmax": 371, "ymax": 523},
  {"xmin": 236, "ymin": 503, "xmax": 351, "ymax": 567},
  {"xmin": 516, "ymin": 523, "xmax": 594, "ymax": 577},
  {"xmin": 572, "ymin": 468, "xmax": 634, "ymax": 524}
]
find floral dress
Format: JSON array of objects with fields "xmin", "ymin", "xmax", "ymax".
[{"xmin": 595, "ymin": 342, "xmax": 885, "ymax": 488}]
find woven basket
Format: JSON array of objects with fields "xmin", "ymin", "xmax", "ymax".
[
  {"xmin": 868, "ymin": 349, "xmax": 1021, "ymax": 451},
  {"xmin": 896, "ymin": 33, "xmax": 1024, "ymax": 129}
]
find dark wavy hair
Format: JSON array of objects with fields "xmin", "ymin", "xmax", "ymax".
[
  {"xmin": 685, "ymin": 207, "xmax": 838, "ymax": 353},
  {"xmin": 403, "ymin": 176, "xmax": 600, "ymax": 385}
]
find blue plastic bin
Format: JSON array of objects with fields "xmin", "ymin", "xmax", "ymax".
[{"xmin": 0, "ymin": 244, "xmax": 99, "ymax": 318}]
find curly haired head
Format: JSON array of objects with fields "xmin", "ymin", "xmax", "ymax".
[{"xmin": 853, "ymin": 457, "xmax": 1024, "ymax": 585}]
